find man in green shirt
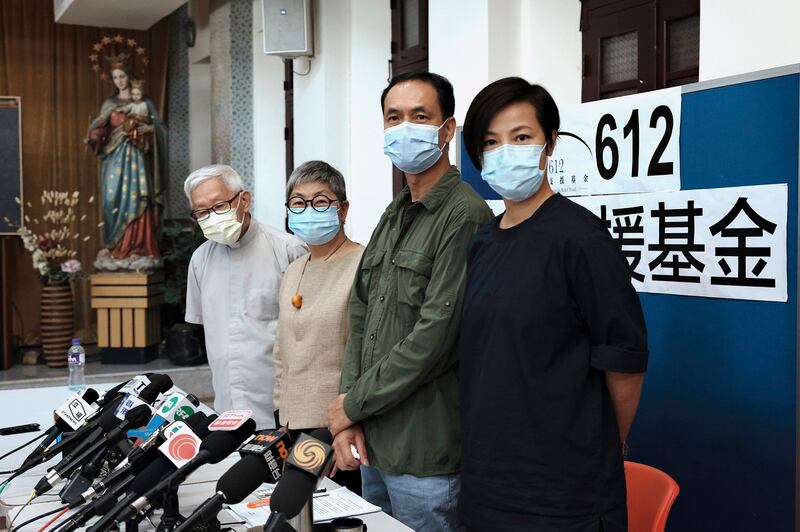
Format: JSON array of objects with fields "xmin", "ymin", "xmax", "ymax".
[{"xmin": 326, "ymin": 72, "xmax": 493, "ymax": 531}]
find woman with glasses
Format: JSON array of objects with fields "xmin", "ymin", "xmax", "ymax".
[{"xmin": 274, "ymin": 160, "xmax": 363, "ymax": 492}]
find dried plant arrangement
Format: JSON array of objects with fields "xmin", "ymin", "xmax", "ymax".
[{"xmin": 5, "ymin": 190, "xmax": 95, "ymax": 284}]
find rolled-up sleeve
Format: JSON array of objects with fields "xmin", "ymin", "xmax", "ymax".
[{"xmin": 568, "ymin": 229, "xmax": 649, "ymax": 373}]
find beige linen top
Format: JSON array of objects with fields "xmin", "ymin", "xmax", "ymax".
[{"xmin": 274, "ymin": 244, "xmax": 364, "ymax": 429}]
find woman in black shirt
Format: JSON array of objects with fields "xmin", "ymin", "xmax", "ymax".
[{"xmin": 457, "ymin": 78, "xmax": 649, "ymax": 531}]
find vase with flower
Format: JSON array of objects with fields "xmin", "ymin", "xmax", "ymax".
[{"xmin": 7, "ymin": 191, "xmax": 92, "ymax": 367}]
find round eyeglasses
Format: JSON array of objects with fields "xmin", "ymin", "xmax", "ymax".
[
  {"xmin": 191, "ymin": 192, "xmax": 241, "ymax": 222},
  {"xmin": 285, "ymin": 194, "xmax": 341, "ymax": 214}
]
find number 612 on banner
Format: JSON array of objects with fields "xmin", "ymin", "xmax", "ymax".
[{"xmin": 549, "ymin": 87, "xmax": 682, "ymax": 197}]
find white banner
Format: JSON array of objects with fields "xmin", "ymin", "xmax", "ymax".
[
  {"xmin": 550, "ymin": 87, "xmax": 682, "ymax": 197},
  {"xmin": 571, "ymin": 184, "xmax": 788, "ymax": 302}
]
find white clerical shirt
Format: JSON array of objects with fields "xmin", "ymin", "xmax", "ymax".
[{"xmin": 185, "ymin": 216, "xmax": 307, "ymax": 428}]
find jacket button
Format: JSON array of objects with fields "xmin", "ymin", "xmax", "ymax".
[
  {"xmin": 445, "ymin": 301, "xmax": 451, "ymax": 307},
  {"xmin": 391, "ymin": 259, "xmax": 396, "ymax": 265},
  {"xmin": 379, "ymin": 296, "xmax": 385, "ymax": 302},
  {"xmin": 370, "ymin": 334, "xmax": 375, "ymax": 341}
]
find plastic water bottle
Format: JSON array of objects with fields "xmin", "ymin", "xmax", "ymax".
[{"xmin": 67, "ymin": 338, "xmax": 86, "ymax": 391}]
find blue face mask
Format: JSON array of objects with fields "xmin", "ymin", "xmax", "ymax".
[
  {"xmin": 383, "ymin": 119, "xmax": 449, "ymax": 174},
  {"xmin": 288, "ymin": 207, "xmax": 341, "ymax": 245},
  {"xmin": 480, "ymin": 143, "xmax": 547, "ymax": 202}
]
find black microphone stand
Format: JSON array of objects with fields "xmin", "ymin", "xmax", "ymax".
[{"xmin": 156, "ymin": 487, "xmax": 184, "ymax": 532}]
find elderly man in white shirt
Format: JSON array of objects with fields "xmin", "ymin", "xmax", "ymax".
[{"xmin": 184, "ymin": 164, "xmax": 307, "ymax": 428}]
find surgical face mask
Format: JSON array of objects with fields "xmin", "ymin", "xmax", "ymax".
[
  {"xmin": 198, "ymin": 194, "xmax": 244, "ymax": 246},
  {"xmin": 480, "ymin": 143, "xmax": 547, "ymax": 202},
  {"xmin": 383, "ymin": 119, "xmax": 450, "ymax": 174},
  {"xmin": 288, "ymin": 207, "xmax": 341, "ymax": 245}
]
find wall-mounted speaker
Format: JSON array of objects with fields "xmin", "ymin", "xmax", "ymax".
[{"xmin": 262, "ymin": 0, "xmax": 313, "ymax": 58}]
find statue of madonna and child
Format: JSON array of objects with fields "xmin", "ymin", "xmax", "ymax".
[{"xmin": 86, "ymin": 54, "xmax": 166, "ymax": 272}]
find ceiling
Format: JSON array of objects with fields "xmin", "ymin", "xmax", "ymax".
[{"xmin": 54, "ymin": 0, "xmax": 187, "ymax": 30}]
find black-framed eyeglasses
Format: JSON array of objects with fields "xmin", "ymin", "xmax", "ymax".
[
  {"xmin": 191, "ymin": 192, "xmax": 241, "ymax": 221},
  {"xmin": 285, "ymin": 194, "xmax": 342, "ymax": 214}
]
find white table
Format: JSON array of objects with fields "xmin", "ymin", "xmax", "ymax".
[{"xmin": 0, "ymin": 384, "xmax": 412, "ymax": 531}]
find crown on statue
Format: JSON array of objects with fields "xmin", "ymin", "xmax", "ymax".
[
  {"xmin": 89, "ymin": 35, "xmax": 149, "ymax": 83},
  {"xmin": 130, "ymin": 79, "xmax": 145, "ymax": 90},
  {"xmin": 105, "ymin": 52, "xmax": 131, "ymax": 70}
]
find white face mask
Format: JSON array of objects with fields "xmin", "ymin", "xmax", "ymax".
[{"xmin": 197, "ymin": 193, "xmax": 244, "ymax": 246}]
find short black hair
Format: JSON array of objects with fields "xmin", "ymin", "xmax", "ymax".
[
  {"xmin": 463, "ymin": 77, "xmax": 560, "ymax": 170},
  {"xmin": 380, "ymin": 72, "xmax": 455, "ymax": 121}
]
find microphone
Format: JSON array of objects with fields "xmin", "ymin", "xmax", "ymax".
[
  {"xmin": 17, "ymin": 388, "xmax": 101, "ymax": 469},
  {"xmin": 116, "ymin": 418, "xmax": 256, "ymax": 524},
  {"xmin": 52, "ymin": 474, "xmax": 136, "ymax": 532},
  {"xmin": 80, "ymin": 412, "xmax": 209, "ymax": 503},
  {"xmin": 28, "ymin": 388, "xmax": 100, "ymax": 456},
  {"xmin": 174, "ymin": 428, "xmax": 292, "ymax": 532},
  {"xmin": 33, "ymin": 404, "xmax": 152, "ymax": 497},
  {"xmin": 16, "ymin": 374, "xmax": 168, "ymax": 475},
  {"xmin": 85, "ymin": 456, "xmax": 177, "ymax": 532},
  {"xmin": 266, "ymin": 429, "xmax": 334, "ymax": 528},
  {"xmin": 59, "ymin": 415, "xmax": 218, "ymax": 532}
]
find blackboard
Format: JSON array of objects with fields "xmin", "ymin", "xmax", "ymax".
[
  {"xmin": 458, "ymin": 65, "xmax": 800, "ymax": 531},
  {"xmin": 0, "ymin": 97, "xmax": 22, "ymax": 234}
]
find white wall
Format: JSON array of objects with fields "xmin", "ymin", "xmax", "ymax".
[
  {"xmin": 346, "ymin": 0, "xmax": 393, "ymax": 245},
  {"xmin": 252, "ymin": 0, "xmax": 289, "ymax": 230},
  {"xmin": 289, "ymin": 0, "xmax": 392, "ymax": 245},
  {"xmin": 429, "ymin": 0, "xmax": 490, "ymax": 124},
  {"xmin": 699, "ymin": 0, "xmax": 800, "ymax": 81},
  {"xmin": 188, "ymin": 64, "xmax": 212, "ymax": 177},
  {"xmin": 518, "ymin": 0, "xmax": 582, "ymax": 106},
  {"xmin": 430, "ymin": 0, "xmax": 582, "ymax": 122}
]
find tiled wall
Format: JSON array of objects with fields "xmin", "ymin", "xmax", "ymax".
[
  {"xmin": 208, "ymin": 0, "xmax": 254, "ymax": 192},
  {"xmin": 165, "ymin": 0, "xmax": 255, "ymax": 218},
  {"xmin": 166, "ymin": 4, "xmax": 191, "ymax": 218},
  {"xmin": 228, "ymin": 0, "xmax": 254, "ymax": 192}
]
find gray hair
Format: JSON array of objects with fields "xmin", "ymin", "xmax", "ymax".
[
  {"xmin": 184, "ymin": 164, "xmax": 245, "ymax": 202},
  {"xmin": 286, "ymin": 161, "xmax": 347, "ymax": 201}
]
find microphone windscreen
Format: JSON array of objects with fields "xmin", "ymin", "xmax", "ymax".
[
  {"xmin": 270, "ymin": 467, "xmax": 316, "ymax": 518},
  {"xmin": 200, "ymin": 419, "xmax": 256, "ymax": 464},
  {"xmin": 217, "ymin": 454, "xmax": 269, "ymax": 504},
  {"xmin": 130, "ymin": 455, "xmax": 174, "ymax": 495},
  {"xmin": 307, "ymin": 428, "xmax": 333, "ymax": 445},
  {"xmin": 150, "ymin": 374, "xmax": 174, "ymax": 393},
  {"xmin": 138, "ymin": 382, "xmax": 161, "ymax": 404},
  {"xmin": 124, "ymin": 405, "xmax": 152, "ymax": 427},
  {"xmin": 136, "ymin": 374, "xmax": 174, "ymax": 404},
  {"xmin": 183, "ymin": 412, "xmax": 207, "ymax": 429},
  {"xmin": 99, "ymin": 380, "xmax": 129, "ymax": 405},
  {"xmin": 82, "ymin": 388, "xmax": 100, "ymax": 404},
  {"xmin": 99, "ymin": 407, "xmax": 122, "ymax": 431},
  {"xmin": 194, "ymin": 414, "xmax": 218, "ymax": 440}
]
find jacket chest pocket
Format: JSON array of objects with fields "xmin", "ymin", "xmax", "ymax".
[
  {"xmin": 360, "ymin": 249, "xmax": 385, "ymax": 297},
  {"xmin": 393, "ymin": 249, "xmax": 433, "ymax": 322}
]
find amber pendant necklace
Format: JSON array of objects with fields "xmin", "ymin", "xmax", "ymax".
[{"xmin": 292, "ymin": 236, "xmax": 348, "ymax": 309}]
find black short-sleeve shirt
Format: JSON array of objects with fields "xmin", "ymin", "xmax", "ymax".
[{"xmin": 457, "ymin": 193, "xmax": 648, "ymax": 532}]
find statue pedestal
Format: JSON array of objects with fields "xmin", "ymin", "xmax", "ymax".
[{"xmin": 90, "ymin": 272, "xmax": 163, "ymax": 364}]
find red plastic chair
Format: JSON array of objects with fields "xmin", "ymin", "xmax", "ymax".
[{"xmin": 625, "ymin": 461, "xmax": 680, "ymax": 532}]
